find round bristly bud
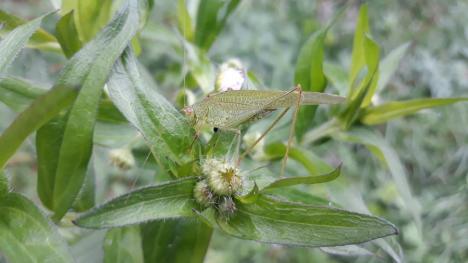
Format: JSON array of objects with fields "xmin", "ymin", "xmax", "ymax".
[
  {"xmin": 203, "ymin": 159, "xmax": 242, "ymax": 195},
  {"xmin": 109, "ymin": 148, "xmax": 135, "ymax": 170},
  {"xmin": 215, "ymin": 58, "xmax": 245, "ymax": 92},
  {"xmin": 217, "ymin": 196, "xmax": 237, "ymax": 219},
  {"xmin": 193, "ymin": 180, "xmax": 215, "ymax": 207}
]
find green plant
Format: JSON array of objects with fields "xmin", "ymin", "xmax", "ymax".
[{"xmin": 0, "ymin": 1, "xmax": 466, "ymax": 262}]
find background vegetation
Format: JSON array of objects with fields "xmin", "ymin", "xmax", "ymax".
[{"xmin": 0, "ymin": 0, "xmax": 467, "ymax": 262}]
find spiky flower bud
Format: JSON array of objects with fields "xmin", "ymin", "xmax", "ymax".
[
  {"xmin": 202, "ymin": 159, "xmax": 242, "ymax": 195},
  {"xmin": 109, "ymin": 148, "xmax": 135, "ymax": 170},
  {"xmin": 217, "ymin": 196, "xmax": 237, "ymax": 219},
  {"xmin": 193, "ymin": 180, "xmax": 215, "ymax": 207}
]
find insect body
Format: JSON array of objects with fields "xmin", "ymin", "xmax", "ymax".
[
  {"xmin": 183, "ymin": 86, "xmax": 345, "ymax": 175},
  {"xmin": 184, "ymin": 87, "xmax": 345, "ymax": 133}
]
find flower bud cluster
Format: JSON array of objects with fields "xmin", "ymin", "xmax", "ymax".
[{"xmin": 193, "ymin": 158, "xmax": 243, "ymax": 219}]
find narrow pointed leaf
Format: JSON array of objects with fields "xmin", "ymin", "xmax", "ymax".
[
  {"xmin": 341, "ymin": 35, "xmax": 380, "ymax": 128},
  {"xmin": 0, "ymin": 76, "xmax": 126, "ymax": 123},
  {"xmin": 107, "ymin": 48, "xmax": 193, "ymax": 175},
  {"xmin": 0, "ymin": 10, "xmax": 60, "ymax": 52},
  {"xmin": 195, "ymin": 0, "xmax": 241, "ymax": 50},
  {"xmin": 104, "ymin": 226, "xmax": 143, "ymax": 263},
  {"xmin": 0, "ymin": 13, "xmax": 45, "ymax": 73},
  {"xmin": 50, "ymin": 0, "xmax": 141, "ymax": 221},
  {"xmin": 377, "ymin": 42, "xmax": 410, "ymax": 92},
  {"xmin": 55, "ymin": 11, "xmax": 83, "ymax": 58},
  {"xmin": 0, "ymin": 77, "xmax": 46, "ymax": 111},
  {"xmin": 0, "ymin": 0, "xmax": 141, "ymax": 171},
  {"xmin": 75, "ymin": 0, "xmax": 113, "ymax": 42},
  {"xmin": 360, "ymin": 97, "xmax": 468, "ymax": 125},
  {"xmin": 177, "ymin": 0, "xmax": 194, "ymax": 41},
  {"xmin": 74, "ymin": 177, "xmax": 198, "ymax": 228},
  {"xmin": 294, "ymin": 29, "xmax": 327, "ymax": 140},
  {"xmin": 141, "ymin": 219, "xmax": 212, "ymax": 263},
  {"xmin": 263, "ymin": 165, "xmax": 341, "ymax": 190},
  {"xmin": 349, "ymin": 4, "xmax": 369, "ymax": 89},
  {"xmin": 334, "ymin": 128, "xmax": 422, "ymax": 231},
  {"xmin": 217, "ymin": 195, "xmax": 398, "ymax": 247},
  {"xmin": 0, "ymin": 193, "xmax": 73, "ymax": 262},
  {"xmin": 294, "ymin": 8, "xmax": 345, "ymax": 140}
]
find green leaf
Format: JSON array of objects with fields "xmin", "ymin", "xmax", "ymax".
[
  {"xmin": 324, "ymin": 62, "xmax": 348, "ymax": 96},
  {"xmin": 177, "ymin": 0, "xmax": 194, "ymax": 41},
  {"xmin": 107, "ymin": 48, "xmax": 193, "ymax": 175},
  {"xmin": 263, "ymin": 165, "xmax": 341, "ymax": 190},
  {"xmin": 341, "ymin": 35, "xmax": 380, "ymax": 128},
  {"xmin": 0, "ymin": 77, "xmax": 46, "ymax": 111},
  {"xmin": 0, "ymin": 13, "xmax": 46, "ymax": 73},
  {"xmin": 74, "ymin": 177, "xmax": 198, "ymax": 228},
  {"xmin": 72, "ymin": 162, "xmax": 96, "ymax": 212},
  {"xmin": 0, "ymin": 9, "xmax": 60, "ymax": 52},
  {"xmin": 141, "ymin": 219, "xmax": 212, "ymax": 263},
  {"xmin": 294, "ymin": 30, "xmax": 327, "ymax": 140},
  {"xmin": 264, "ymin": 142, "xmax": 333, "ymax": 176},
  {"xmin": 360, "ymin": 97, "xmax": 468, "ymax": 125},
  {"xmin": 293, "ymin": 7, "xmax": 345, "ymax": 140},
  {"xmin": 36, "ymin": 114, "xmax": 67, "ymax": 210},
  {"xmin": 334, "ymin": 128, "xmax": 422, "ymax": 232},
  {"xmin": 75, "ymin": 0, "xmax": 114, "ymax": 42},
  {"xmin": 194, "ymin": 0, "xmax": 241, "ymax": 50},
  {"xmin": 0, "ymin": 76, "xmax": 126, "ymax": 123},
  {"xmin": 104, "ymin": 226, "xmax": 143, "ymax": 263},
  {"xmin": 0, "ymin": 0, "xmax": 141, "ymax": 171},
  {"xmin": 49, "ymin": 0, "xmax": 141, "ymax": 221},
  {"xmin": 377, "ymin": 42, "xmax": 410, "ymax": 93},
  {"xmin": 55, "ymin": 11, "xmax": 83, "ymax": 58},
  {"xmin": 0, "ymin": 193, "xmax": 73, "ymax": 262},
  {"xmin": 0, "ymin": 171, "xmax": 7, "ymax": 198},
  {"xmin": 349, "ymin": 4, "xmax": 370, "ymax": 88},
  {"xmin": 217, "ymin": 195, "xmax": 398, "ymax": 247}
]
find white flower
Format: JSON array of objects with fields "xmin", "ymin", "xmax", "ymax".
[
  {"xmin": 193, "ymin": 180, "xmax": 215, "ymax": 207},
  {"xmin": 215, "ymin": 59, "xmax": 245, "ymax": 92},
  {"xmin": 109, "ymin": 148, "xmax": 135, "ymax": 170}
]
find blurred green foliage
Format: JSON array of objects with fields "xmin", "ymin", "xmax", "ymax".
[{"xmin": 0, "ymin": 0, "xmax": 467, "ymax": 262}]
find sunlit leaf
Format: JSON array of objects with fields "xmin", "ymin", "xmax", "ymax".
[
  {"xmin": 75, "ymin": 0, "xmax": 113, "ymax": 42},
  {"xmin": 177, "ymin": 0, "xmax": 194, "ymax": 41},
  {"xmin": 341, "ymin": 35, "xmax": 380, "ymax": 128},
  {"xmin": 0, "ymin": 193, "xmax": 73, "ymax": 262},
  {"xmin": 263, "ymin": 165, "xmax": 341, "ymax": 190},
  {"xmin": 360, "ymin": 97, "xmax": 468, "ymax": 125},
  {"xmin": 141, "ymin": 219, "xmax": 212, "ymax": 263},
  {"xmin": 104, "ymin": 226, "xmax": 143, "ymax": 263},
  {"xmin": 74, "ymin": 177, "xmax": 198, "ymax": 228},
  {"xmin": 217, "ymin": 195, "xmax": 398, "ymax": 247},
  {"xmin": 55, "ymin": 11, "xmax": 83, "ymax": 58},
  {"xmin": 0, "ymin": 9, "xmax": 60, "ymax": 52},
  {"xmin": 349, "ymin": 4, "xmax": 370, "ymax": 89}
]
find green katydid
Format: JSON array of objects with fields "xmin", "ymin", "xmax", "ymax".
[{"xmin": 182, "ymin": 85, "xmax": 345, "ymax": 175}]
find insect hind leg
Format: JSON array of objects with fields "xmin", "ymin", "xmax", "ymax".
[{"xmin": 280, "ymin": 84, "xmax": 303, "ymax": 177}]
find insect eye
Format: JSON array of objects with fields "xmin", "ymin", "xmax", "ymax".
[{"xmin": 182, "ymin": 106, "xmax": 194, "ymax": 116}]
